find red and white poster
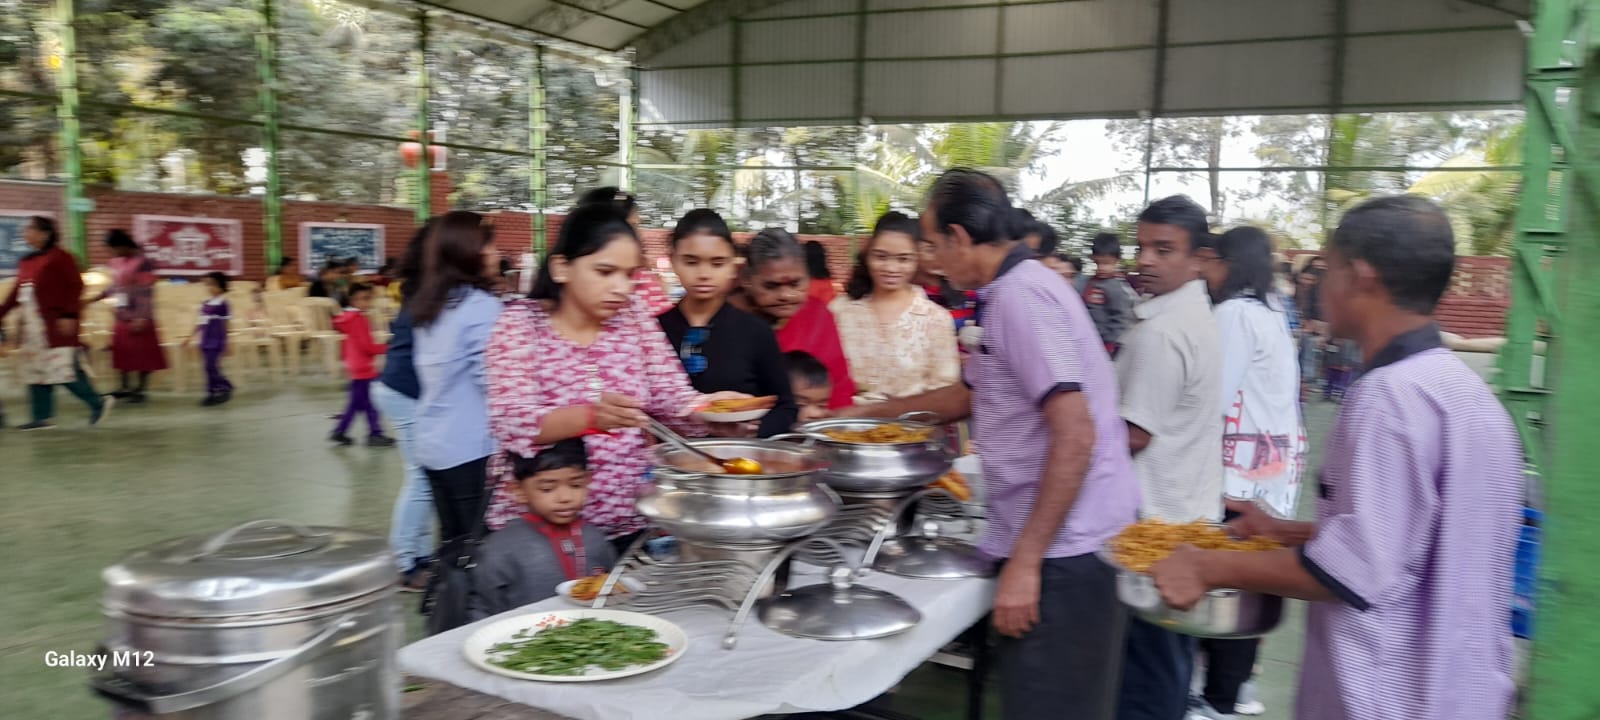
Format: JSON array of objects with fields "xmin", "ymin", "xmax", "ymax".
[{"xmin": 132, "ymin": 215, "xmax": 244, "ymax": 276}]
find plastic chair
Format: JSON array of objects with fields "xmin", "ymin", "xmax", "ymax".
[{"xmin": 296, "ymin": 297, "xmax": 345, "ymax": 377}]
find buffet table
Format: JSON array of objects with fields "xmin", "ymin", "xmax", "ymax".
[{"xmin": 398, "ymin": 565, "xmax": 995, "ymax": 720}]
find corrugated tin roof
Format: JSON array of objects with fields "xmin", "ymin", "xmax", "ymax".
[{"xmin": 629, "ymin": 0, "xmax": 1532, "ymax": 127}]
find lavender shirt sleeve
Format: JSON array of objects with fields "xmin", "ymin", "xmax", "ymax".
[
  {"xmin": 989, "ymin": 283, "xmax": 1086, "ymax": 404},
  {"xmin": 1301, "ymin": 381, "xmax": 1440, "ymax": 610}
]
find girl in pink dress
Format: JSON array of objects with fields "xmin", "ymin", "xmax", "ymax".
[
  {"xmin": 483, "ymin": 204, "xmax": 744, "ymax": 550},
  {"xmin": 104, "ymin": 230, "xmax": 167, "ymax": 402}
]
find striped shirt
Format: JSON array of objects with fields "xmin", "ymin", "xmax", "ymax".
[
  {"xmin": 964, "ymin": 243, "xmax": 1141, "ymax": 560},
  {"xmin": 1298, "ymin": 324, "xmax": 1521, "ymax": 720}
]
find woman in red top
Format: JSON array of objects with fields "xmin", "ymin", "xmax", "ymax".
[
  {"xmin": 483, "ymin": 204, "xmax": 745, "ymax": 549},
  {"xmin": 0, "ymin": 216, "xmax": 110, "ymax": 429},
  {"xmin": 730, "ymin": 228, "xmax": 857, "ymax": 408},
  {"xmin": 803, "ymin": 240, "xmax": 837, "ymax": 305},
  {"xmin": 103, "ymin": 229, "xmax": 168, "ymax": 403}
]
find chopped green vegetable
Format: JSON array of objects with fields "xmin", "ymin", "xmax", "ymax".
[{"xmin": 485, "ymin": 618, "xmax": 670, "ymax": 677}]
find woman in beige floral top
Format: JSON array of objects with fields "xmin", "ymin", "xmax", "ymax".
[{"xmin": 830, "ymin": 211, "xmax": 960, "ymax": 402}]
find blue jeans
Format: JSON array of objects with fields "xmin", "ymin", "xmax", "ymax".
[{"xmin": 374, "ymin": 382, "xmax": 434, "ymax": 573}]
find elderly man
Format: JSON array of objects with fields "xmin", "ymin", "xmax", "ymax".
[
  {"xmin": 1149, "ymin": 196, "xmax": 1522, "ymax": 720},
  {"xmin": 839, "ymin": 169, "xmax": 1139, "ymax": 720}
]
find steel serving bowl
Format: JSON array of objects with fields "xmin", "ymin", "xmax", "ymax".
[
  {"xmin": 778, "ymin": 413, "xmax": 954, "ymax": 494},
  {"xmin": 642, "ymin": 439, "xmax": 839, "ymax": 546},
  {"xmin": 1098, "ymin": 549, "xmax": 1283, "ymax": 639}
]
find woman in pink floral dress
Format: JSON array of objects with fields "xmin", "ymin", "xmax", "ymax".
[{"xmin": 483, "ymin": 204, "xmax": 743, "ymax": 549}]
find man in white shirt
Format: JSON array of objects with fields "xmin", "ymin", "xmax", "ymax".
[{"xmin": 1114, "ymin": 194, "xmax": 1223, "ymax": 720}]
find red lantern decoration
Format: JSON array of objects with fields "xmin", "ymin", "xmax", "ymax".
[{"xmin": 400, "ymin": 130, "xmax": 446, "ymax": 169}]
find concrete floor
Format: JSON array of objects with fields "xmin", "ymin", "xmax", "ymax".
[{"xmin": 0, "ymin": 379, "xmax": 1336, "ymax": 720}]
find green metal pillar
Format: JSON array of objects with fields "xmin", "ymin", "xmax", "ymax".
[
  {"xmin": 414, "ymin": 10, "xmax": 432, "ymax": 223},
  {"xmin": 618, "ymin": 66, "xmax": 637, "ymax": 191},
  {"xmin": 55, "ymin": 0, "xmax": 85, "ymax": 263},
  {"xmin": 531, "ymin": 45, "xmax": 548, "ymax": 257},
  {"xmin": 1510, "ymin": 1, "xmax": 1600, "ymax": 718},
  {"xmin": 257, "ymin": 0, "xmax": 283, "ymax": 271}
]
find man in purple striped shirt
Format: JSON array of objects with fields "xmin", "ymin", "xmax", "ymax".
[
  {"xmin": 839, "ymin": 169, "xmax": 1141, "ymax": 720},
  {"xmin": 1149, "ymin": 195, "xmax": 1522, "ymax": 720}
]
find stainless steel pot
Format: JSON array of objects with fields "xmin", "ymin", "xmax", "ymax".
[
  {"xmin": 779, "ymin": 413, "xmax": 954, "ymax": 494},
  {"xmin": 1099, "ymin": 550, "xmax": 1284, "ymax": 639},
  {"xmin": 93, "ymin": 519, "xmax": 399, "ymax": 719},
  {"xmin": 642, "ymin": 439, "xmax": 839, "ymax": 547}
]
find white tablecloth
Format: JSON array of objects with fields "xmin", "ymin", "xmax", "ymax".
[{"xmin": 398, "ymin": 567, "xmax": 995, "ymax": 720}]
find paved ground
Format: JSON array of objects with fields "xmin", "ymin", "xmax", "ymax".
[{"xmin": 0, "ymin": 378, "xmax": 1338, "ymax": 719}]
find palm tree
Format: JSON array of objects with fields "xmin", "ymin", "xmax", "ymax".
[{"xmin": 1326, "ymin": 115, "xmax": 1522, "ymax": 255}]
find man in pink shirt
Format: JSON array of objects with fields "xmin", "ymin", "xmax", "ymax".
[
  {"xmin": 1150, "ymin": 195, "xmax": 1522, "ymax": 720},
  {"xmin": 840, "ymin": 169, "xmax": 1139, "ymax": 720}
]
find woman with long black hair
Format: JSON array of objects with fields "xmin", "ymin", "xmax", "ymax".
[
  {"xmin": 0, "ymin": 216, "xmax": 110, "ymax": 429},
  {"xmin": 407, "ymin": 210, "xmax": 502, "ymax": 631},
  {"xmin": 375, "ymin": 221, "xmax": 435, "ymax": 592},
  {"xmin": 1191, "ymin": 225, "xmax": 1304, "ymax": 720},
  {"xmin": 830, "ymin": 211, "xmax": 958, "ymax": 402},
  {"xmin": 657, "ymin": 209, "xmax": 798, "ymax": 437},
  {"xmin": 482, "ymin": 203, "xmax": 744, "ymax": 549}
]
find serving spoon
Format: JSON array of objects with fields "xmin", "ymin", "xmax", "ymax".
[{"xmin": 644, "ymin": 417, "xmax": 764, "ymax": 474}]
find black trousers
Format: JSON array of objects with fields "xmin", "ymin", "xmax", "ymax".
[
  {"xmin": 423, "ymin": 456, "xmax": 490, "ymax": 545},
  {"xmin": 422, "ymin": 456, "xmax": 490, "ymax": 636},
  {"xmin": 1116, "ymin": 616, "xmax": 1197, "ymax": 720},
  {"xmin": 996, "ymin": 553, "xmax": 1127, "ymax": 720},
  {"xmin": 1198, "ymin": 637, "xmax": 1259, "ymax": 713}
]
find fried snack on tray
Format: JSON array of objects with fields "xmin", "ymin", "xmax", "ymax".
[
  {"xmin": 701, "ymin": 396, "xmax": 778, "ymax": 413},
  {"xmin": 929, "ymin": 470, "xmax": 972, "ymax": 501},
  {"xmin": 569, "ymin": 574, "xmax": 626, "ymax": 602},
  {"xmin": 1109, "ymin": 519, "xmax": 1281, "ymax": 573},
  {"xmin": 820, "ymin": 423, "xmax": 933, "ymax": 443}
]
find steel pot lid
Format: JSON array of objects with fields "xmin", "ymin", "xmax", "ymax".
[
  {"xmin": 103, "ymin": 519, "xmax": 394, "ymax": 618},
  {"xmin": 757, "ymin": 568, "xmax": 921, "ymax": 641},
  {"xmin": 872, "ymin": 523, "xmax": 995, "ymax": 579}
]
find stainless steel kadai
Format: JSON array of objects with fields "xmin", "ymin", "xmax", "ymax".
[
  {"xmin": 1098, "ymin": 550, "xmax": 1284, "ymax": 639},
  {"xmin": 641, "ymin": 439, "xmax": 839, "ymax": 547},
  {"xmin": 92, "ymin": 519, "xmax": 400, "ymax": 719},
  {"xmin": 780, "ymin": 412, "xmax": 954, "ymax": 494}
]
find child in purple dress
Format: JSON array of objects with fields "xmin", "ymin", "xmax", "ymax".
[{"xmin": 185, "ymin": 271, "xmax": 234, "ymax": 406}]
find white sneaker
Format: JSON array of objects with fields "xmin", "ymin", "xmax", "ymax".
[
  {"xmin": 1235, "ymin": 680, "xmax": 1265, "ymax": 716},
  {"xmin": 1233, "ymin": 700, "xmax": 1265, "ymax": 716},
  {"xmin": 1186, "ymin": 700, "xmax": 1236, "ymax": 720}
]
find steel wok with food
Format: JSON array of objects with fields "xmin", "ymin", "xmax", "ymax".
[
  {"xmin": 1098, "ymin": 549, "xmax": 1284, "ymax": 639},
  {"xmin": 641, "ymin": 439, "xmax": 839, "ymax": 546},
  {"xmin": 776, "ymin": 414, "xmax": 954, "ymax": 494}
]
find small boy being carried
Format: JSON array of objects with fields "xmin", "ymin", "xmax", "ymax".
[
  {"xmin": 469, "ymin": 439, "xmax": 617, "ymax": 621},
  {"xmin": 1082, "ymin": 232, "xmax": 1138, "ymax": 356}
]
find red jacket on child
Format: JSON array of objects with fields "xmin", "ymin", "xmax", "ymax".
[{"xmin": 333, "ymin": 309, "xmax": 387, "ymax": 380}]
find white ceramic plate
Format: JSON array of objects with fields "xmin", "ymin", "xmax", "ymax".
[
  {"xmin": 697, "ymin": 408, "xmax": 770, "ymax": 423},
  {"xmin": 463, "ymin": 609, "xmax": 688, "ymax": 683},
  {"xmin": 556, "ymin": 576, "xmax": 643, "ymax": 606}
]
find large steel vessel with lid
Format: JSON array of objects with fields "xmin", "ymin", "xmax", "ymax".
[
  {"xmin": 91, "ymin": 519, "xmax": 400, "ymax": 719},
  {"xmin": 640, "ymin": 439, "xmax": 839, "ymax": 549}
]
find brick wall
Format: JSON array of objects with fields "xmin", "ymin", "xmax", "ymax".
[
  {"xmin": 13, "ymin": 180, "xmax": 1514, "ymax": 338},
  {"xmin": 1287, "ymin": 249, "xmax": 1510, "ymax": 338}
]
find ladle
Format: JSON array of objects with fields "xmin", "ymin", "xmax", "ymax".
[{"xmin": 644, "ymin": 417, "xmax": 764, "ymax": 474}]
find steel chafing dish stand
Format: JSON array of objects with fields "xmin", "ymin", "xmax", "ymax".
[{"xmin": 397, "ymin": 434, "xmax": 997, "ymax": 720}]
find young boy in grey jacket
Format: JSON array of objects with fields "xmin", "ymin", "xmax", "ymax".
[
  {"xmin": 468, "ymin": 439, "xmax": 617, "ymax": 621},
  {"xmin": 1082, "ymin": 232, "xmax": 1138, "ymax": 355}
]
